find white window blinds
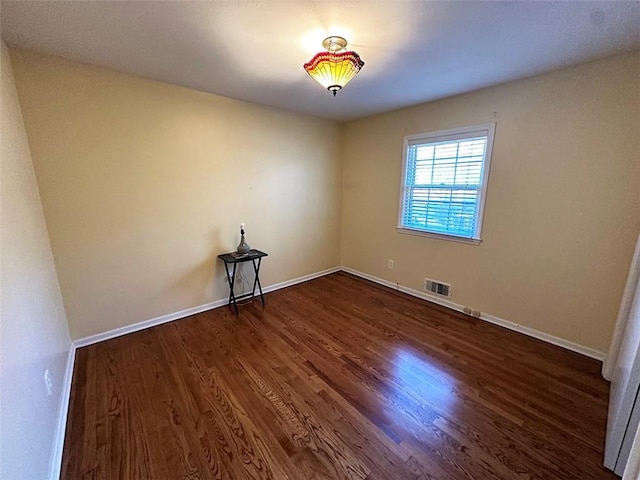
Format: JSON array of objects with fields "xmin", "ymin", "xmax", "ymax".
[{"xmin": 399, "ymin": 124, "xmax": 495, "ymax": 242}]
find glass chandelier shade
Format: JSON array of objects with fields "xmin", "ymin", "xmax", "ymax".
[{"xmin": 303, "ymin": 36, "xmax": 364, "ymax": 96}]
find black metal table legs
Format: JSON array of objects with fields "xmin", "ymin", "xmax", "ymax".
[{"xmin": 221, "ymin": 257, "xmax": 265, "ymax": 315}]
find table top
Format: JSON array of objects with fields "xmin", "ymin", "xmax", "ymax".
[{"xmin": 217, "ymin": 249, "xmax": 268, "ymax": 264}]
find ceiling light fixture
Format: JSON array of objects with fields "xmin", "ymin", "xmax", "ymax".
[{"xmin": 303, "ymin": 36, "xmax": 364, "ymax": 96}]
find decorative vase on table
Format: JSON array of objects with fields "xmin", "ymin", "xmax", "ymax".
[{"xmin": 237, "ymin": 223, "xmax": 251, "ymax": 254}]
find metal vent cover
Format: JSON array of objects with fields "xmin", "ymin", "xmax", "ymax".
[{"xmin": 424, "ymin": 278, "xmax": 451, "ymax": 297}]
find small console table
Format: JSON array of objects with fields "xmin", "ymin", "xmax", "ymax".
[{"xmin": 217, "ymin": 249, "xmax": 268, "ymax": 315}]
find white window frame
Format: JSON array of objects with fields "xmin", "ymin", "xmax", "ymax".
[{"xmin": 397, "ymin": 123, "xmax": 496, "ymax": 245}]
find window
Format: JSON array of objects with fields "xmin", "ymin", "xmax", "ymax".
[{"xmin": 398, "ymin": 123, "xmax": 495, "ymax": 244}]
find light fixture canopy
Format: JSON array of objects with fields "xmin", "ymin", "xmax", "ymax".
[{"xmin": 303, "ymin": 36, "xmax": 364, "ymax": 96}]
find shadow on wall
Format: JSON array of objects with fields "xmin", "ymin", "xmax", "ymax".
[{"xmin": 160, "ymin": 227, "xmax": 229, "ymax": 308}]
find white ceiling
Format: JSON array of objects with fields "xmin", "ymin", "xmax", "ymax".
[{"xmin": 1, "ymin": 1, "xmax": 639, "ymax": 121}]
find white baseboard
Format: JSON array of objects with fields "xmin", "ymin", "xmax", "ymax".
[
  {"xmin": 74, "ymin": 266, "xmax": 342, "ymax": 348},
  {"xmin": 341, "ymin": 267, "xmax": 606, "ymax": 361},
  {"xmin": 49, "ymin": 343, "xmax": 76, "ymax": 480},
  {"xmin": 75, "ymin": 264, "xmax": 605, "ymax": 360},
  {"xmin": 73, "ymin": 299, "xmax": 228, "ymax": 348},
  {"xmin": 262, "ymin": 266, "xmax": 341, "ymax": 294}
]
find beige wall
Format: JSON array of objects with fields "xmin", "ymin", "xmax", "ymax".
[
  {"xmin": 341, "ymin": 52, "xmax": 640, "ymax": 354},
  {"xmin": 9, "ymin": 46, "xmax": 639, "ymax": 354},
  {"xmin": 1, "ymin": 41, "xmax": 72, "ymax": 479},
  {"xmin": 10, "ymin": 49, "xmax": 342, "ymax": 340}
]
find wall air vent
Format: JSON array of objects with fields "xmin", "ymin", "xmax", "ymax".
[{"xmin": 424, "ymin": 278, "xmax": 452, "ymax": 297}]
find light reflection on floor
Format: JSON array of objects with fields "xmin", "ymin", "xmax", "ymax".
[{"xmin": 386, "ymin": 345, "xmax": 459, "ymax": 425}]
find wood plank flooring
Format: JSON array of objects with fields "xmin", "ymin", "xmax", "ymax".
[{"xmin": 61, "ymin": 272, "xmax": 618, "ymax": 479}]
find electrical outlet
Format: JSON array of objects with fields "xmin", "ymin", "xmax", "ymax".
[
  {"xmin": 463, "ymin": 307, "xmax": 472, "ymax": 315},
  {"xmin": 44, "ymin": 369, "xmax": 53, "ymax": 397},
  {"xmin": 471, "ymin": 310, "xmax": 481, "ymax": 317},
  {"xmin": 387, "ymin": 259, "xmax": 394, "ymax": 269}
]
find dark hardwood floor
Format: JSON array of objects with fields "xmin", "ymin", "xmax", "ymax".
[{"xmin": 62, "ymin": 272, "xmax": 618, "ymax": 479}]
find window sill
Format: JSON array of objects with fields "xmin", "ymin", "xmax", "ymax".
[{"xmin": 396, "ymin": 227, "xmax": 482, "ymax": 245}]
